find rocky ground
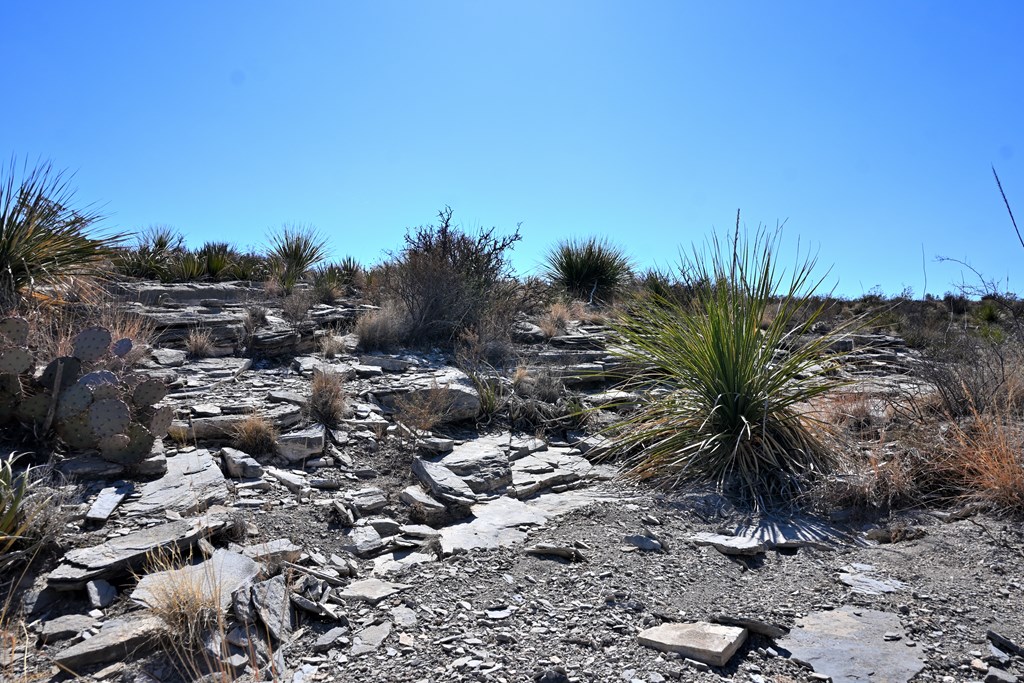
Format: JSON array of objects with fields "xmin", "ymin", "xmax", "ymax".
[{"xmin": 4, "ymin": 282, "xmax": 1024, "ymax": 683}]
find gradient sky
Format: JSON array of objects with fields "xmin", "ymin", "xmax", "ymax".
[{"xmin": 3, "ymin": 2, "xmax": 1023, "ymax": 297}]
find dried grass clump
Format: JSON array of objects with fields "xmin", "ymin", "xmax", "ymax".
[
  {"xmin": 536, "ymin": 302, "xmax": 571, "ymax": 339},
  {"xmin": 308, "ymin": 371, "xmax": 348, "ymax": 429},
  {"xmin": 318, "ymin": 334, "xmax": 345, "ymax": 359},
  {"xmin": 394, "ymin": 383, "xmax": 457, "ymax": 432},
  {"xmin": 355, "ymin": 303, "xmax": 409, "ymax": 351},
  {"xmin": 142, "ymin": 547, "xmax": 222, "ymax": 648},
  {"xmin": 945, "ymin": 408, "xmax": 1024, "ymax": 514},
  {"xmin": 185, "ymin": 328, "xmax": 215, "ymax": 358},
  {"xmin": 232, "ymin": 414, "xmax": 277, "ymax": 456},
  {"xmin": 281, "ymin": 291, "xmax": 313, "ymax": 323}
]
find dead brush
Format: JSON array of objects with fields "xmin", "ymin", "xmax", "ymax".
[
  {"xmin": 281, "ymin": 290, "xmax": 313, "ymax": 323},
  {"xmin": 308, "ymin": 371, "xmax": 348, "ymax": 429},
  {"xmin": 945, "ymin": 406, "xmax": 1024, "ymax": 514},
  {"xmin": 355, "ymin": 303, "xmax": 409, "ymax": 351},
  {"xmin": 185, "ymin": 328, "xmax": 215, "ymax": 358},
  {"xmin": 318, "ymin": 334, "xmax": 345, "ymax": 359},
  {"xmin": 536, "ymin": 301, "xmax": 570, "ymax": 339},
  {"xmin": 232, "ymin": 413, "xmax": 277, "ymax": 456},
  {"xmin": 821, "ymin": 391, "xmax": 886, "ymax": 437},
  {"xmin": 394, "ymin": 382, "xmax": 456, "ymax": 432}
]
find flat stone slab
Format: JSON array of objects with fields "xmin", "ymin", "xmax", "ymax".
[
  {"xmin": 690, "ymin": 532, "xmax": 765, "ymax": 556},
  {"xmin": 54, "ymin": 615, "xmax": 166, "ymax": 670},
  {"xmin": 132, "ymin": 549, "xmax": 260, "ymax": 612},
  {"xmin": 638, "ymin": 622, "xmax": 747, "ymax": 667},
  {"xmin": 85, "ymin": 482, "xmax": 133, "ymax": 525},
  {"xmin": 40, "ymin": 613, "xmax": 98, "ymax": 644},
  {"xmin": 411, "ymin": 457, "xmax": 477, "ymax": 505},
  {"xmin": 440, "ymin": 496, "xmax": 547, "ymax": 555},
  {"xmin": 252, "ymin": 575, "xmax": 294, "ymax": 642},
  {"xmin": 440, "ymin": 442, "xmax": 511, "ymax": 494},
  {"xmin": 352, "ymin": 620, "xmax": 392, "ymax": 656},
  {"xmin": 48, "ymin": 518, "xmax": 214, "ymax": 590},
  {"xmin": 838, "ymin": 564, "xmax": 907, "ymax": 595},
  {"xmin": 122, "ymin": 450, "xmax": 227, "ymax": 516},
  {"xmin": 779, "ymin": 607, "xmax": 925, "ymax": 683},
  {"xmin": 336, "ymin": 578, "xmax": 410, "ymax": 605}
]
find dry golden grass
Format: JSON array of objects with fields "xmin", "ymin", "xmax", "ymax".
[
  {"xmin": 536, "ymin": 301, "xmax": 570, "ymax": 339},
  {"xmin": 394, "ymin": 382, "xmax": 456, "ymax": 432},
  {"xmin": 308, "ymin": 371, "xmax": 347, "ymax": 428},
  {"xmin": 318, "ymin": 334, "xmax": 344, "ymax": 359},
  {"xmin": 355, "ymin": 303, "xmax": 408, "ymax": 351},
  {"xmin": 142, "ymin": 547, "xmax": 222, "ymax": 648},
  {"xmin": 185, "ymin": 328, "xmax": 215, "ymax": 358},
  {"xmin": 232, "ymin": 413, "xmax": 277, "ymax": 456},
  {"xmin": 946, "ymin": 408, "xmax": 1024, "ymax": 514}
]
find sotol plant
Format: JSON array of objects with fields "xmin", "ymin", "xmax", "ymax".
[
  {"xmin": 604, "ymin": 226, "xmax": 854, "ymax": 509},
  {"xmin": 266, "ymin": 224, "xmax": 328, "ymax": 294},
  {"xmin": 544, "ymin": 236, "xmax": 632, "ymax": 304},
  {"xmin": 0, "ymin": 158, "xmax": 124, "ymax": 305}
]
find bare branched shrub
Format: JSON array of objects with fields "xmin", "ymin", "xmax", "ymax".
[
  {"xmin": 185, "ymin": 328, "xmax": 215, "ymax": 358},
  {"xmin": 243, "ymin": 305, "xmax": 268, "ymax": 334},
  {"xmin": 374, "ymin": 207, "xmax": 523, "ymax": 347},
  {"xmin": 308, "ymin": 371, "xmax": 347, "ymax": 429},
  {"xmin": 281, "ymin": 290, "xmax": 313, "ymax": 323},
  {"xmin": 231, "ymin": 414, "xmax": 277, "ymax": 456}
]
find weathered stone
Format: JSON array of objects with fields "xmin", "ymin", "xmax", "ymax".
[
  {"xmin": 359, "ymin": 355, "xmax": 411, "ymax": 373},
  {"xmin": 277, "ymin": 427, "xmax": 325, "ymax": 463},
  {"xmin": 364, "ymin": 517, "xmax": 401, "ymax": 537},
  {"xmin": 48, "ymin": 518, "xmax": 214, "ymax": 590},
  {"xmin": 838, "ymin": 564, "xmax": 906, "ymax": 595},
  {"xmin": 439, "ymin": 496, "xmax": 547, "ymax": 555},
  {"xmin": 638, "ymin": 622, "xmax": 747, "ymax": 667},
  {"xmin": 57, "ymin": 456, "xmax": 125, "ymax": 481},
  {"xmin": 220, "ymin": 447, "xmax": 264, "ymax": 478},
  {"xmin": 314, "ymin": 625, "xmax": 350, "ymax": 653},
  {"xmin": 85, "ymin": 482, "xmax": 133, "ymax": 525},
  {"xmin": 252, "ymin": 575, "xmax": 294, "ymax": 641},
  {"xmin": 411, "ymin": 457, "xmax": 476, "ymax": 506},
  {"xmin": 265, "ymin": 466, "xmax": 309, "ymax": 494},
  {"xmin": 122, "ymin": 450, "xmax": 227, "ymax": 516},
  {"xmin": 133, "ymin": 549, "xmax": 260, "ymax": 612},
  {"xmin": 690, "ymin": 532, "xmax": 765, "ymax": 556},
  {"xmin": 54, "ymin": 616, "xmax": 166, "ymax": 670},
  {"xmin": 779, "ymin": 607, "xmax": 925, "ymax": 683},
  {"xmin": 418, "ymin": 437, "xmax": 455, "ymax": 455},
  {"xmin": 168, "ymin": 403, "xmax": 301, "ymax": 441},
  {"xmin": 336, "ymin": 578, "xmax": 410, "ymax": 605},
  {"xmin": 441, "ymin": 442, "xmax": 511, "ymax": 494},
  {"xmin": 399, "ymin": 485, "xmax": 447, "ymax": 523},
  {"xmin": 377, "ymin": 367, "xmax": 481, "ymax": 424},
  {"xmin": 711, "ymin": 615, "xmax": 788, "ymax": 639},
  {"xmin": 192, "ymin": 403, "xmax": 222, "ymax": 417},
  {"xmin": 87, "ymin": 579, "xmax": 117, "ymax": 609},
  {"xmin": 40, "ymin": 613, "xmax": 98, "ymax": 643},
  {"xmin": 149, "ymin": 348, "xmax": 187, "ymax": 367},
  {"xmin": 347, "ymin": 487, "xmax": 387, "ymax": 514},
  {"xmin": 351, "ymin": 620, "xmax": 392, "ymax": 656},
  {"xmin": 625, "ymin": 534, "xmax": 663, "ymax": 552},
  {"xmin": 243, "ymin": 539, "xmax": 302, "ymax": 565},
  {"xmin": 339, "ymin": 526, "xmax": 387, "ymax": 557},
  {"xmin": 509, "ymin": 450, "xmax": 592, "ymax": 498}
]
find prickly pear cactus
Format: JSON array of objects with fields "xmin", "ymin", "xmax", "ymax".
[{"xmin": 0, "ymin": 317, "xmax": 172, "ymax": 464}]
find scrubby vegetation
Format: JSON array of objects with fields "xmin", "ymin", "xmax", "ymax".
[{"xmin": 544, "ymin": 236, "xmax": 633, "ymax": 304}]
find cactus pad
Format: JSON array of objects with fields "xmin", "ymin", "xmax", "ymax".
[
  {"xmin": 77, "ymin": 370, "xmax": 118, "ymax": 388},
  {"xmin": 91, "ymin": 384, "xmax": 121, "ymax": 401},
  {"xmin": 88, "ymin": 398, "xmax": 131, "ymax": 438},
  {"xmin": 132, "ymin": 379, "xmax": 167, "ymax": 408},
  {"xmin": 57, "ymin": 383, "xmax": 93, "ymax": 421},
  {"xmin": 111, "ymin": 338, "xmax": 134, "ymax": 358},
  {"xmin": 98, "ymin": 433, "xmax": 131, "ymax": 459},
  {"xmin": 0, "ymin": 372, "xmax": 22, "ymax": 398},
  {"xmin": 148, "ymin": 404, "xmax": 174, "ymax": 437},
  {"xmin": 72, "ymin": 327, "xmax": 112, "ymax": 363},
  {"xmin": 58, "ymin": 415, "xmax": 98, "ymax": 450},
  {"xmin": 0, "ymin": 348, "xmax": 33, "ymax": 375},
  {"xmin": 0, "ymin": 317, "xmax": 29, "ymax": 346},
  {"xmin": 16, "ymin": 392, "xmax": 51, "ymax": 424},
  {"xmin": 39, "ymin": 357, "xmax": 82, "ymax": 392}
]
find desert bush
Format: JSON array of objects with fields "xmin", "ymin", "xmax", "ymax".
[
  {"xmin": 917, "ymin": 333, "xmax": 1024, "ymax": 418},
  {"xmin": 231, "ymin": 413, "xmax": 277, "ymax": 455},
  {"xmin": 308, "ymin": 371, "xmax": 347, "ymax": 428},
  {"xmin": 536, "ymin": 302, "xmax": 571, "ymax": 339},
  {"xmin": 229, "ymin": 252, "xmax": 270, "ymax": 281},
  {"xmin": 312, "ymin": 257, "xmax": 361, "ymax": 303},
  {"xmin": 944, "ymin": 408, "xmax": 1024, "ymax": 514},
  {"xmin": 281, "ymin": 290, "xmax": 313, "ymax": 323},
  {"xmin": 242, "ymin": 305, "xmax": 268, "ymax": 334},
  {"xmin": 266, "ymin": 225, "xmax": 328, "ymax": 294},
  {"xmin": 355, "ymin": 303, "xmax": 410, "ymax": 351},
  {"xmin": 603, "ymin": 228, "xmax": 853, "ymax": 509},
  {"xmin": 544, "ymin": 236, "xmax": 632, "ymax": 304},
  {"xmin": 185, "ymin": 328, "xmax": 215, "ymax": 358},
  {"xmin": 0, "ymin": 159, "xmax": 124, "ymax": 307},
  {"xmin": 162, "ymin": 251, "xmax": 206, "ymax": 282},
  {"xmin": 197, "ymin": 242, "xmax": 238, "ymax": 281},
  {"xmin": 375, "ymin": 207, "xmax": 522, "ymax": 346}
]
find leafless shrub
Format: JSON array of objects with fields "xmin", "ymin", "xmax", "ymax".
[
  {"xmin": 355, "ymin": 304, "xmax": 409, "ymax": 351},
  {"xmin": 281, "ymin": 290, "xmax": 313, "ymax": 323}
]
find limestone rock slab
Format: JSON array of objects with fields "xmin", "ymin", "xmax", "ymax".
[{"xmin": 638, "ymin": 622, "xmax": 747, "ymax": 667}]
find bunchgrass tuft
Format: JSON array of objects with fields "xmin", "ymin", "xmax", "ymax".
[
  {"xmin": 544, "ymin": 236, "xmax": 632, "ymax": 304},
  {"xmin": 308, "ymin": 371, "xmax": 348, "ymax": 429},
  {"xmin": 603, "ymin": 226, "xmax": 854, "ymax": 510}
]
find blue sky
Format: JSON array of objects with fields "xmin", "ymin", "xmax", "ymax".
[{"xmin": 3, "ymin": 2, "xmax": 1022, "ymax": 297}]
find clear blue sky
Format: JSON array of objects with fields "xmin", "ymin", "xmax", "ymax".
[{"xmin": 3, "ymin": 2, "xmax": 1022, "ymax": 297}]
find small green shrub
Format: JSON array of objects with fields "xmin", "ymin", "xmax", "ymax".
[
  {"xmin": 544, "ymin": 236, "xmax": 632, "ymax": 304},
  {"xmin": 604, "ymin": 228, "xmax": 853, "ymax": 509}
]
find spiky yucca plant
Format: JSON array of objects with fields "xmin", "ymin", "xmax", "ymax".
[
  {"xmin": 0, "ymin": 159, "xmax": 123, "ymax": 305},
  {"xmin": 544, "ymin": 236, "xmax": 632, "ymax": 303},
  {"xmin": 605, "ymin": 227, "xmax": 852, "ymax": 509},
  {"xmin": 267, "ymin": 224, "xmax": 328, "ymax": 294}
]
